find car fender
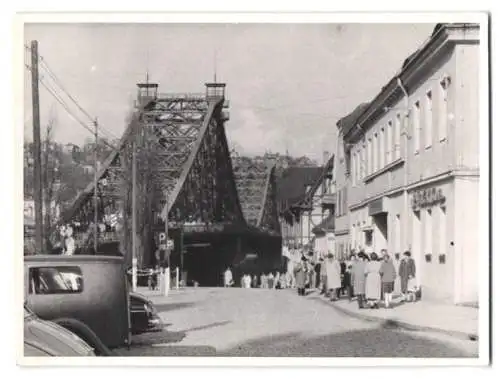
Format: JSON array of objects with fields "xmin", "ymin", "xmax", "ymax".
[{"xmin": 53, "ymin": 318, "xmax": 114, "ymax": 356}]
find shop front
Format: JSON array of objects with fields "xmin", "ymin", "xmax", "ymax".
[{"xmin": 407, "ymin": 178, "xmax": 460, "ymax": 303}]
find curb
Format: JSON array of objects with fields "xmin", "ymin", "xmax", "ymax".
[{"xmin": 311, "ymin": 294, "xmax": 478, "ymax": 342}]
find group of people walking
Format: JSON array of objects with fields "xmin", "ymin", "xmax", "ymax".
[
  {"xmin": 223, "ymin": 268, "xmax": 290, "ymax": 290},
  {"xmin": 293, "ymin": 249, "xmax": 417, "ymax": 309},
  {"xmin": 223, "ymin": 248, "xmax": 418, "ymax": 310}
]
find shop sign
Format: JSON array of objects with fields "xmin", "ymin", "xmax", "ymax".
[{"xmin": 411, "ymin": 187, "xmax": 446, "ymax": 210}]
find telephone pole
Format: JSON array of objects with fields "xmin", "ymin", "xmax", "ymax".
[
  {"xmin": 31, "ymin": 40, "xmax": 44, "ymax": 253},
  {"xmin": 93, "ymin": 118, "xmax": 99, "ymax": 254},
  {"xmin": 131, "ymin": 129, "xmax": 138, "ymax": 292}
]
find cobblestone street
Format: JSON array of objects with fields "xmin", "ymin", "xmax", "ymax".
[{"xmin": 114, "ymin": 288, "xmax": 479, "ymax": 357}]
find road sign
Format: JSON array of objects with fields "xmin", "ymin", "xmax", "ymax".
[{"xmin": 158, "ymin": 232, "xmax": 166, "ymax": 242}]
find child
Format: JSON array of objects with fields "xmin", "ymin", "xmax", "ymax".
[{"xmin": 406, "ymin": 277, "xmax": 421, "ymax": 302}]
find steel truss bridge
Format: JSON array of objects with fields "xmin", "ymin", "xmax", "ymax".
[{"xmin": 59, "ymin": 82, "xmax": 281, "ymax": 285}]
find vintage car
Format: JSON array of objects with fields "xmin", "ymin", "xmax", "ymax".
[
  {"xmin": 24, "ymin": 255, "xmax": 165, "ymax": 355},
  {"xmin": 24, "ymin": 304, "xmax": 95, "ymax": 357},
  {"xmin": 129, "ymin": 292, "xmax": 162, "ymax": 334},
  {"xmin": 25, "ymin": 255, "xmax": 131, "ymax": 355}
]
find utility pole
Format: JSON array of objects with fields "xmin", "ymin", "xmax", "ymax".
[
  {"xmin": 163, "ymin": 191, "xmax": 170, "ymax": 296},
  {"xmin": 31, "ymin": 40, "xmax": 44, "ymax": 254},
  {"xmin": 131, "ymin": 131, "xmax": 138, "ymax": 292},
  {"xmin": 93, "ymin": 118, "xmax": 99, "ymax": 255}
]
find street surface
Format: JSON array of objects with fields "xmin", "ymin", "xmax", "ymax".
[{"xmin": 115, "ymin": 287, "xmax": 478, "ymax": 357}]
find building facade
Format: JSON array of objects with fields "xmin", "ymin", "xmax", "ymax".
[
  {"xmin": 278, "ymin": 166, "xmax": 324, "ymax": 248},
  {"xmin": 338, "ymin": 23, "xmax": 480, "ymax": 304}
]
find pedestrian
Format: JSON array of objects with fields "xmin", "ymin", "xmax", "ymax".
[
  {"xmin": 279, "ymin": 272, "xmax": 287, "ymax": 289},
  {"xmin": 63, "ymin": 226, "xmax": 75, "ymax": 256},
  {"xmin": 339, "ymin": 258, "xmax": 347, "ymax": 296},
  {"xmin": 223, "ymin": 267, "xmax": 233, "ymax": 288},
  {"xmin": 260, "ymin": 273, "xmax": 268, "ymax": 289},
  {"xmin": 314, "ymin": 257, "xmax": 322, "ymax": 289},
  {"xmin": 267, "ymin": 272, "xmax": 275, "ymax": 289},
  {"xmin": 274, "ymin": 271, "xmax": 280, "ymax": 289},
  {"xmin": 379, "ymin": 249, "xmax": 387, "ymax": 301},
  {"xmin": 294, "ymin": 261, "xmax": 308, "ymax": 296},
  {"xmin": 364, "ymin": 252, "xmax": 382, "ymax": 308},
  {"xmin": 343, "ymin": 254, "xmax": 355, "ymax": 301},
  {"xmin": 243, "ymin": 274, "xmax": 252, "ymax": 289},
  {"xmin": 319, "ymin": 256, "xmax": 327, "ymax": 295},
  {"xmin": 351, "ymin": 252, "xmax": 367, "ymax": 309},
  {"xmin": 325, "ymin": 253, "xmax": 341, "ymax": 301},
  {"xmin": 379, "ymin": 253, "xmax": 397, "ymax": 308},
  {"xmin": 252, "ymin": 275, "xmax": 258, "ymax": 289},
  {"xmin": 399, "ymin": 251, "xmax": 416, "ymax": 301},
  {"xmin": 393, "ymin": 253, "xmax": 402, "ymax": 297}
]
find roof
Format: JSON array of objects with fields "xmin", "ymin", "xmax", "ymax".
[
  {"xmin": 337, "ymin": 23, "xmax": 470, "ymax": 138},
  {"xmin": 277, "ymin": 166, "xmax": 323, "ymax": 213},
  {"xmin": 312, "ymin": 213, "xmax": 335, "ymax": 234},
  {"xmin": 295, "ymin": 153, "xmax": 335, "ymax": 208},
  {"xmin": 336, "ymin": 103, "xmax": 370, "ymax": 132}
]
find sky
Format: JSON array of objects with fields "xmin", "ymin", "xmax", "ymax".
[{"xmin": 23, "ymin": 23, "xmax": 435, "ymax": 163}]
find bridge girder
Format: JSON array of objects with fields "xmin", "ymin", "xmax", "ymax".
[
  {"xmin": 60, "ymin": 93, "xmax": 245, "ymax": 257},
  {"xmin": 232, "ymin": 156, "xmax": 281, "ymax": 236}
]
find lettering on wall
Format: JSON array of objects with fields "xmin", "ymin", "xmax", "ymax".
[{"xmin": 411, "ymin": 187, "xmax": 446, "ymax": 210}]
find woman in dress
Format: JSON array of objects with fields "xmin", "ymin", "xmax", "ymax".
[
  {"xmin": 379, "ymin": 253, "xmax": 397, "ymax": 308},
  {"xmin": 364, "ymin": 252, "xmax": 382, "ymax": 308},
  {"xmin": 294, "ymin": 261, "xmax": 308, "ymax": 296}
]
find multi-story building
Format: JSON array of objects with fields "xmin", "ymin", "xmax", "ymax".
[
  {"xmin": 334, "ymin": 105, "xmax": 368, "ymax": 259},
  {"xmin": 278, "ymin": 165, "xmax": 324, "ymax": 248},
  {"xmin": 337, "ymin": 23, "xmax": 480, "ymax": 304}
]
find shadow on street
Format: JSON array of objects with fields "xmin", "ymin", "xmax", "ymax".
[
  {"xmin": 180, "ymin": 320, "xmax": 231, "ymax": 333},
  {"xmin": 116, "ymin": 345, "xmax": 217, "ymax": 356},
  {"xmin": 218, "ymin": 326, "xmax": 478, "ymax": 358},
  {"xmin": 154, "ymin": 301, "xmax": 198, "ymax": 313}
]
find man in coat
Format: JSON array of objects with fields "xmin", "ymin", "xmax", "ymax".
[
  {"xmin": 399, "ymin": 251, "xmax": 416, "ymax": 301},
  {"xmin": 351, "ymin": 252, "xmax": 368, "ymax": 309},
  {"xmin": 294, "ymin": 259, "xmax": 308, "ymax": 296},
  {"xmin": 325, "ymin": 253, "xmax": 341, "ymax": 301}
]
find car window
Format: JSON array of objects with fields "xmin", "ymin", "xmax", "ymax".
[{"xmin": 29, "ymin": 266, "xmax": 84, "ymax": 294}]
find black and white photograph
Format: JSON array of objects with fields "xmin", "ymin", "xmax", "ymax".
[{"xmin": 16, "ymin": 11, "xmax": 490, "ymax": 365}]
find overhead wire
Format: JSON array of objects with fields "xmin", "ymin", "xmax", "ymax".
[
  {"xmin": 24, "ymin": 44, "xmax": 120, "ymax": 142},
  {"xmin": 25, "ymin": 63, "xmax": 119, "ymax": 152}
]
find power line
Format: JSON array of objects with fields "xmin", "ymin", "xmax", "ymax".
[
  {"xmin": 25, "ymin": 63, "xmax": 119, "ymax": 152},
  {"xmin": 24, "ymin": 44, "xmax": 120, "ymax": 142}
]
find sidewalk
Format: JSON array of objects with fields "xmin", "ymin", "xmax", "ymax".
[{"xmin": 310, "ymin": 291, "xmax": 479, "ymax": 341}]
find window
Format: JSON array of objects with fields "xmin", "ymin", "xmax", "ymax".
[
  {"xmin": 365, "ymin": 230, "xmax": 373, "ymax": 247},
  {"xmin": 395, "ymin": 114, "xmax": 401, "ymax": 159},
  {"xmin": 343, "ymin": 187, "xmax": 348, "ymax": 214},
  {"xmin": 380, "ymin": 127, "xmax": 385, "ymax": 168},
  {"xmin": 29, "ymin": 266, "xmax": 84, "ymax": 294},
  {"xmin": 352, "ymin": 152, "xmax": 357, "ymax": 186},
  {"xmin": 413, "ymin": 101, "xmax": 421, "ymax": 154},
  {"xmin": 373, "ymin": 133, "xmax": 379, "ymax": 172},
  {"xmin": 439, "ymin": 76, "xmax": 450, "ymax": 141},
  {"xmin": 439, "ymin": 206, "xmax": 447, "ymax": 258},
  {"xmin": 387, "ymin": 120, "xmax": 393, "ymax": 163},
  {"xmin": 425, "ymin": 91, "xmax": 433, "ymax": 148},
  {"xmin": 361, "ymin": 144, "xmax": 366, "ymax": 178},
  {"xmin": 425, "ymin": 208, "xmax": 433, "ymax": 257},
  {"xmin": 394, "ymin": 214, "xmax": 401, "ymax": 255},
  {"xmin": 336, "ymin": 189, "xmax": 342, "ymax": 217},
  {"xmin": 367, "ymin": 138, "xmax": 372, "ymax": 174},
  {"xmin": 352, "ymin": 224, "xmax": 356, "ymax": 247},
  {"xmin": 356, "ymin": 149, "xmax": 361, "ymax": 183}
]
